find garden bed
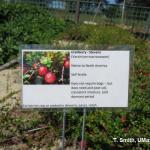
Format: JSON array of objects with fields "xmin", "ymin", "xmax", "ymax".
[{"xmin": 0, "ymin": 2, "xmax": 150, "ymax": 150}]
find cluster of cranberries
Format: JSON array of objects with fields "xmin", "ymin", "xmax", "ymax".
[
  {"xmin": 38, "ymin": 66, "xmax": 56, "ymax": 84},
  {"xmin": 30, "ymin": 58, "xmax": 70, "ymax": 84}
]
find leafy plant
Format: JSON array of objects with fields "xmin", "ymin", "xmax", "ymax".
[{"xmin": 0, "ymin": 3, "xmax": 68, "ymax": 65}]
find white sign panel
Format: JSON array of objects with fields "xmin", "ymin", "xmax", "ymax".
[{"xmin": 22, "ymin": 50, "xmax": 130, "ymax": 108}]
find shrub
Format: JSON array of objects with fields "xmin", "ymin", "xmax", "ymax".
[
  {"xmin": 61, "ymin": 24, "xmax": 146, "ymax": 49},
  {"xmin": 0, "ymin": 3, "xmax": 67, "ymax": 64}
]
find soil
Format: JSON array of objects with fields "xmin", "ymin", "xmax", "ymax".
[{"xmin": 0, "ymin": 68, "xmax": 21, "ymax": 108}]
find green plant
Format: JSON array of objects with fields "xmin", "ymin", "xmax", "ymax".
[{"xmin": 0, "ymin": 3, "xmax": 68, "ymax": 65}]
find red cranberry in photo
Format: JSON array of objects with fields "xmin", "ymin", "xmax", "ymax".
[
  {"xmin": 38, "ymin": 66, "xmax": 48, "ymax": 76},
  {"xmin": 64, "ymin": 59, "xmax": 70, "ymax": 69},
  {"xmin": 45, "ymin": 72, "xmax": 56, "ymax": 84}
]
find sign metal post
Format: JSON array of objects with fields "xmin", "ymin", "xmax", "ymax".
[
  {"xmin": 81, "ymin": 108, "xmax": 86, "ymax": 150},
  {"xmin": 62, "ymin": 109, "xmax": 66, "ymax": 150}
]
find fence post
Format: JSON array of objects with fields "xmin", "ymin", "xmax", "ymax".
[
  {"xmin": 75, "ymin": 0, "xmax": 80, "ymax": 24},
  {"xmin": 121, "ymin": 0, "xmax": 126, "ymax": 24}
]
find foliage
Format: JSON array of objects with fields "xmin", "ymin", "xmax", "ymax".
[
  {"xmin": 0, "ymin": 105, "xmax": 57, "ymax": 148},
  {"xmin": 61, "ymin": 24, "xmax": 146, "ymax": 49},
  {"xmin": 0, "ymin": 3, "xmax": 68, "ymax": 65}
]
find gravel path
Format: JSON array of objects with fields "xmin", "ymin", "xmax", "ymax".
[{"xmin": 0, "ymin": 68, "xmax": 21, "ymax": 108}]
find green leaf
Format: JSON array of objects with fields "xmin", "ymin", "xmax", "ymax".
[{"xmin": 23, "ymin": 74, "xmax": 30, "ymax": 79}]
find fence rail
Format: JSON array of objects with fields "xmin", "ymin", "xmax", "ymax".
[{"xmin": 2, "ymin": 0, "xmax": 150, "ymax": 39}]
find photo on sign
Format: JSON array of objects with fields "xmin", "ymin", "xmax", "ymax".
[{"xmin": 23, "ymin": 51, "xmax": 70, "ymax": 85}]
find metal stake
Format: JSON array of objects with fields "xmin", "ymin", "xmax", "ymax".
[
  {"xmin": 121, "ymin": 0, "xmax": 126, "ymax": 24},
  {"xmin": 81, "ymin": 108, "xmax": 86, "ymax": 150},
  {"xmin": 62, "ymin": 108, "xmax": 66, "ymax": 150}
]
